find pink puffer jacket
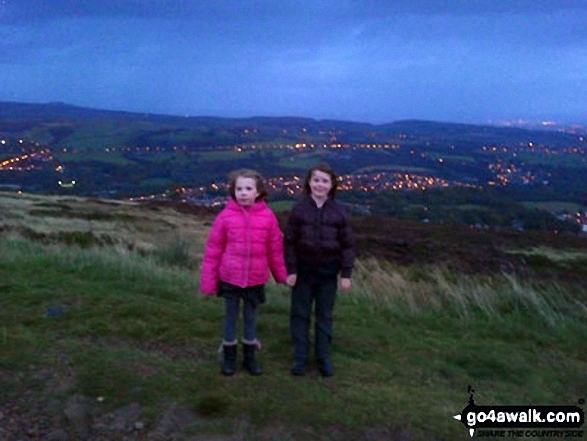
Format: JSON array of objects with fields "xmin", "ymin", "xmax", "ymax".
[{"xmin": 200, "ymin": 199, "xmax": 288, "ymax": 295}]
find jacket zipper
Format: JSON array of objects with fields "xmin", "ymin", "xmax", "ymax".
[{"xmin": 243, "ymin": 206, "xmax": 251, "ymax": 286}]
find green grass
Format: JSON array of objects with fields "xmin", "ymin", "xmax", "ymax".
[
  {"xmin": 427, "ymin": 153, "xmax": 477, "ymax": 163},
  {"xmin": 138, "ymin": 177, "xmax": 174, "ymax": 189},
  {"xmin": 268, "ymin": 200, "xmax": 295, "ymax": 212},
  {"xmin": 48, "ymin": 123, "xmax": 138, "ymax": 150},
  {"xmin": 451, "ymin": 204, "xmax": 492, "ymax": 211},
  {"xmin": 522, "ymin": 201, "xmax": 586, "ymax": 213},
  {"xmin": 355, "ymin": 164, "xmax": 434, "ymax": 174},
  {"xmin": 506, "ymin": 246, "xmax": 587, "ymax": 263},
  {"xmin": 515, "ymin": 152, "xmax": 587, "ymax": 169},
  {"xmin": 1, "ymin": 235, "xmax": 585, "ymax": 440},
  {"xmin": 200, "ymin": 150, "xmax": 256, "ymax": 161},
  {"xmin": 504, "ymin": 247, "xmax": 587, "ymax": 280},
  {"xmin": 53, "ymin": 150, "xmax": 137, "ymax": 165},
  {"xmin": 278, "ymin": 151, "xmax": 339, "ymax": 169}
]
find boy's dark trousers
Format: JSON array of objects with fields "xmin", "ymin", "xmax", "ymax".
[{"xmin": 290, "ymin": 262, "xmax": 338, "ymax": 365}]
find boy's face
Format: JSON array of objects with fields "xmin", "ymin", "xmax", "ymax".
[
  {"xmin": 309, "ymin": 170, "xmax": 332, "ymax": 199},
  {"xmin": 234, "ymin": 177, "xmax": 259, "ymax": 206}
]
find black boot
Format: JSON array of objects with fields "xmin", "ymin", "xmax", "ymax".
[
  {"xmin": 242, "ymin": 343, "xmax": 262, "ymax": 376},
  {"xmin": 221, "ymin": 344, "xmax": 237, "ymax": 376},
  {"xmin": 317, "ymin": 358, "xmax": 334, "ymax": 377}
]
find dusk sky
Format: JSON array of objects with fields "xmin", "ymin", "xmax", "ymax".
[{"xmin": 2, "ymin": 0, "xmax": 586, "ymax": 125}]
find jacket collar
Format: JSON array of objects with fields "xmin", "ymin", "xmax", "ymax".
[
  {"xmin": 304, "ymin": 194, "xmax": 333, "ymax": 208},
  {"xmin": 226, "ymin": 198, "xmax": 267, "ymax": 213}
]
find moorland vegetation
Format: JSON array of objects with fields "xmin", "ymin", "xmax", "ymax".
[{"xmin": 1, "ymin": 192, "xmax": 586, "ymax": 440}]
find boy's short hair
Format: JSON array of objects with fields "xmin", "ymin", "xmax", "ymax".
[
  {"xmin": 303, "ymin": 162, "xmax": 338, "ymax": 197},
  {"xmin": 228, "ymin": 169, "xmax": 268, "ymax": 201}
]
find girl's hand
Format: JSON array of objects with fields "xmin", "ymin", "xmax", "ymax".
[
  {"xmin": 286, "ymin": 274, "xmax": 297, "ymax": 287},
  {"xmin": 340, "ymin": 278, "xmax": 352, "ymax": 292}
]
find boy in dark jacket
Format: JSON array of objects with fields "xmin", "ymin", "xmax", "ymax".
[{"xmin": 284, "ymin": 163, "xmax": 355, "ymax": 377}]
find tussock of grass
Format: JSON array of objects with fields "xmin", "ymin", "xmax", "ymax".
[
  {"xmin": 0, "ymin": 236, "xmax": 193, "ymax": 288},
  {"xmin": 351, "ymin": 258, "xmax": 586, "ymax": 326},
  {"xmin": 506, "ymin": 246, "xmax": 587, "ymax": 262},
  {"xmin": 152, "ymin": 233, "xmax": 199, "ymax": 269}
]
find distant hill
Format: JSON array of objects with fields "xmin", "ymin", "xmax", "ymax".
[{"xmin": 0, "ymin": 101, "xmax": 580, "ymax": 150}]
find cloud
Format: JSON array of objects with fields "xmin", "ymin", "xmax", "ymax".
[
  {"xmin": 1, "ymin": 0, "xmax": 586, "ymax": 123},
  {"xmin": 9, "ymin": 0, "xmax": 584, "ymax": 26},
  {"xmin": 4, "ymin": 0, "xmax": 200, "ymax": 22}
]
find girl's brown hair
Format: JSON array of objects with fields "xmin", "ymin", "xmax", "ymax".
[
  {"xmin": 228, "ymin": 169, "xmax": 268, "ymax": 202},
  {"xmin": 303, "ymin": 162, "xmax": 338, "ymax": 197}
]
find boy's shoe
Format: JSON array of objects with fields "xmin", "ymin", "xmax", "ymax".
[
  {"xmin": 221, "ymin": 344, "xmax": 237, "ymax": 376},
  {"xmin": 291, "ymin": 359, "xmax": 307, "ymax": 376},
  {"xmin": 317, "ymin": 358, "xmax": 334, "ymax": 377},
  {"xmin": 242, "ymin": 343, "xmax": 262, "ymax": 376}
]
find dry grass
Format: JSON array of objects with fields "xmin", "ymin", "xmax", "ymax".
[
  {"xmin": 3, "ymin": 191, "xmax": 585, "ymax": 326},
  {"xmin": 505, "ymin": 246, "xmax": 587, "ymax": 262},
  {"xmin": 351, "ymin": 258, "xmax": 586, "ymax": 326},
  {"xmin": 0, "ymin": 191, "xmax": 209, "ymax": 267},
  {"xmin": 2, "ymin": 192, "xmax": 586, "ymax": 440}
]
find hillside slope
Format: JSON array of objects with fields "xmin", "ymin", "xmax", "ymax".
[{"xmin": 1, "ymin": 192, "xmax": 586, "ymax": 440}]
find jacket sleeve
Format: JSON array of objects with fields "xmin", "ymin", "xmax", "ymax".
[
  {"xmin": 283, "ymin": 207, "xmax": 300, "ymax": 275},
  {"xmin": 338, "ymin": 209, "xmax": 355, "ymax": 278},
  {"xmin": 267, "ymin": 213, "xmax": 288, "ymax": 284},
  {"xmin": 200, "ymin": 214, "xmax": 227, "ymax": 295}
]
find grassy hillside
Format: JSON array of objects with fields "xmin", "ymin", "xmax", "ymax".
[{"xmin": 1, "ymin": 192, "xmax": 586, "ymax": 440}]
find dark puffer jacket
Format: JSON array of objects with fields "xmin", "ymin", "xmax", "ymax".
[{"xmin": 284, "ymin": 195, "xmax": 355, "ymax": 278}]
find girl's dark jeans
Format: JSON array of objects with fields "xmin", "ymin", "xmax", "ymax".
[
  {"xmin": 219, "ymin": 282, "xmax": 265, "ymax": 343},
  {"xmin": 290, "ymin": 260, "xmax": 339, "ymax": 361}
]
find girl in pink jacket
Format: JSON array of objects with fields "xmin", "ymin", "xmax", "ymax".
[{"xmin": 200, "ymin": 169, "xmax": 288, "ymax": 376}]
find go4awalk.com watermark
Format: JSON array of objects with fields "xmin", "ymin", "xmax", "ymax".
[{"xmin": 453, "ymin": 387, "xmax": 585, "ymax": 438}]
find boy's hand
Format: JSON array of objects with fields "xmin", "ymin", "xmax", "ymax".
[
  {"xmin": 340, "ymin": 278, "xmax": 352, "ymax": 292},
  {"xmin": 286, "ymin": 274, "xmax": 297, "ymax": 287}
]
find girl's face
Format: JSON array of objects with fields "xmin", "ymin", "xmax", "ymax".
[
  {"xmin": 234, "ymin": 177, "xmax": 259, "ymax": 207},
  {"xmin": 309, "ymin": 170, "xmax": 332, "ymax": 199}
]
